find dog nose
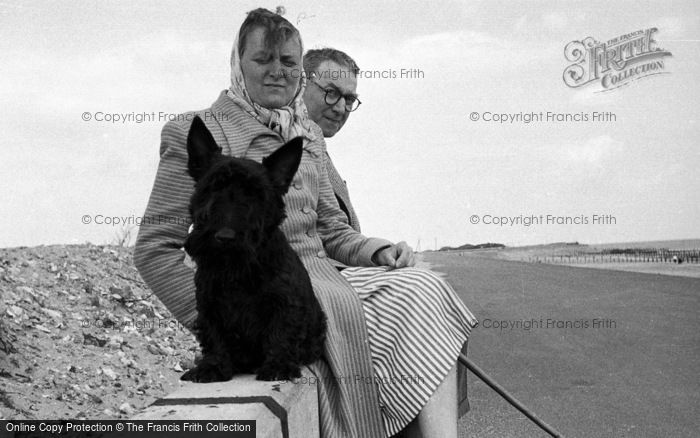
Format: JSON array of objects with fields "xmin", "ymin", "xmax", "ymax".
[{"xmin": 214, "ymin": 228, "xmax": 236, "ymax": 242}]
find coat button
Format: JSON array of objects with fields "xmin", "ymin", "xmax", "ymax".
[
  {"xmin": 317, "ymin": 250, "xmax": 326, "ymax": 258},
  {"xmin": 306, "ymin": 229, "xmax": 316, "ymax": 237},
  {"xmin": 293, "ymin": 181, "xmax": 303, "ymax": 190},
  {"xmin": 302, "ymin": 206, "xmax": 311, "ymax": 214}
]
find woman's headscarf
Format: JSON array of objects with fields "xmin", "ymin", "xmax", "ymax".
[{"xmin": 226, "ymin": 32, "xmax": 315, "ymax": 143}]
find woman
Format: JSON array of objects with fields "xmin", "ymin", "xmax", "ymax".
[{"xmin": 134, "ymin": 8, "xmax": 475, "ymax": 438}]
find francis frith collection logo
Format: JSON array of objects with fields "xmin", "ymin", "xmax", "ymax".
[{"xmin": 563, "ymin": 27, "xmax": 672, "ymax": 91}]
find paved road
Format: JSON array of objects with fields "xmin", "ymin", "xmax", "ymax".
[{"xmin": 421, "ymin": 252, "xmax": 700, "ymax": 438}]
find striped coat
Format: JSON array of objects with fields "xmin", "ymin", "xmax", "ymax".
[{"xmin": 134, "ymin": 90, "xmax": 391, "ymax": 437}]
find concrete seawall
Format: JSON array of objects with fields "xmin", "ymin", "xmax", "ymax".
[{"xmin": 133, "ymin": 368, "xmax": 319, "ymax": 438}]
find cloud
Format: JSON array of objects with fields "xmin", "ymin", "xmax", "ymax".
[
  {"xmin": 569, "ymin": 88, "xmax": 622, "ymax": 106},
  {"xmin": 395, "ymin": 30, "xmax": 551, "ymax": 74},
  {"xmin": 565, "ymin": 135, "xmax": 624, "ymax": 165},
  {"xmin": 2, "ymin": 31, "xmax": 231, "ymax": 116},
  {"xmin": 655, "ymin": 15, "xmax": 698, "ymax": 40},
  {"xmin": 512, "ymin": 12, "xmax": 570, "ymax": 37},
  {"xmin": 541, "ymin": 12, "xmax": 569, "ymax": 32},
  {"xmin": 514, "ymin": 15, "xmax": 528, "ymax": 34}
]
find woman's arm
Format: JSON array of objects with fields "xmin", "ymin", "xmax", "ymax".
[{"xmin": 134, "ymin": 120, "xmax": 197, "ymax": 328}]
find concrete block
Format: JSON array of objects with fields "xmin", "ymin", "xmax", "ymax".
[{"xmin": 134, "ymin": 367, "xmax": 319, "ymax": 438}]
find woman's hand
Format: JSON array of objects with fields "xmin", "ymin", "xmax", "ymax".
[{"xmin": 373, "ymin": 241, "xmax": 416, "ymax": 269}]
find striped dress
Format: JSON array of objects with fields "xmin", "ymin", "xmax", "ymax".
[{"xmin": 325, "ymin": 153, "xmax": 478, "ymax": 436}]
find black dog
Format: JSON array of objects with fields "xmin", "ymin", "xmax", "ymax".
[{"xmin": 180, "ymin": 116, "xmax": 326, "ymax": 382}]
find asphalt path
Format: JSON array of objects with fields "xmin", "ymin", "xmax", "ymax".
[{"xmin": 421, "ymin": 252, "xmax": 700, "ymax": 438}]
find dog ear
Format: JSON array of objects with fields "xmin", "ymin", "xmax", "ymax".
[
  {"xmin": 263, "ymin": 137, "xmax": 304, "ymax": 194},
  {"xmin": 187, "ymin": 115, "xmax": 221, "ymax": 181}
]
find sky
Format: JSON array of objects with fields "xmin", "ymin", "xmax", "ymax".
[{"xmin": 1, "ymin": 0, "xmax": 698, "ymax": 250}]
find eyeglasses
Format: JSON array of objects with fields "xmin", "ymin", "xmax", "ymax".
[{"xmin": 309, "ymin": 80, "xmax": 361, "ymax": 112}]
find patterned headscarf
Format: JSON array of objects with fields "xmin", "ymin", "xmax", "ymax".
[{"xmin": 227, "ymin": 32, "xmax": 315, "ymax": 142}]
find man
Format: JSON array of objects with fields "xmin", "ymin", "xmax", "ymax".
[
  {"xmin": 301, "ymin": 49, "xmax": 365, "ymax": 233},
  {"xmin": 302, "ymin": 48, "xmax": 413, "ymax": 264},
  {"xmin": 302, "ymin": 48, "xmax": 477, "ymax": 438}
]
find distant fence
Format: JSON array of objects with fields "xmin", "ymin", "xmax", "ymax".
[{"xmin": 529, "ymin": 249, "xmax": 700, "ymax": 264}]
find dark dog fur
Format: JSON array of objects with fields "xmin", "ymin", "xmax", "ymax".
[{"xmin": 180, "ymin": 116, "xmax": 326, "ymax": 382}]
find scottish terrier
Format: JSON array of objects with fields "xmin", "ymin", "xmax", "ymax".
[{"xmin": 180, "ymin": 116, "xmax": 326, "ymax": 382}]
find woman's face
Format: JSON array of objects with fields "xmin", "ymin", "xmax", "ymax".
[{"xmin": 240, "ymin": 27, "xmax": 301, "ymax": 109}]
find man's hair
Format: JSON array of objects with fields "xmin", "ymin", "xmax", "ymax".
[
  {"xmin": 238, "ymin": 8, "xmax": 300, "ymax": 56},
  {"xmin": 303, "ymin": 48, "xmax": 360, "ymax": 78}
]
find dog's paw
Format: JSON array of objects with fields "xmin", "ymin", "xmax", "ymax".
[
  {"xmin": 180, "ymin": 363, "xmax": 232, "ymax": 383},
  {"xmin": 256, "ymin": 363, "xmax": 302, "ymax": 381},
  {"xmin": 180, "ymin": 368, "xmax": 197, "ymax": 382}
]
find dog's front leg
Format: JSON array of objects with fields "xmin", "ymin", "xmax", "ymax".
[
  {"xmin": 255, "ymin": 305, "xmax": 305, "ymax": 381},
  {"xmin": 181, "ymin": 319, "xmax": 236, "ymax": 382}
]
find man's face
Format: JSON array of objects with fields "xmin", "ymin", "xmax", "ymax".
[{"xmin": 303, "ymin": 60, "xmax": 358, "ymax": 137}]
